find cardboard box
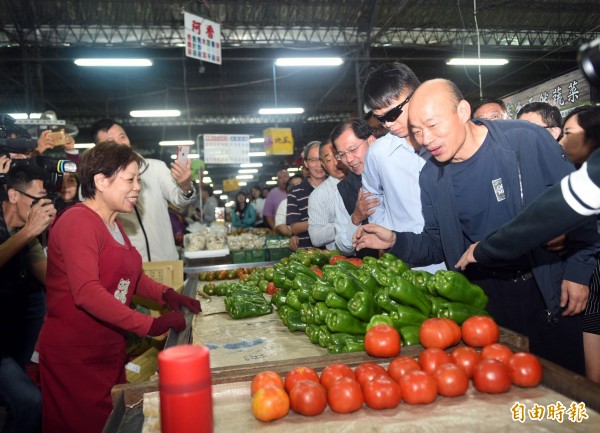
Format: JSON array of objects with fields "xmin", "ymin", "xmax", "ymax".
[
  {"xmin": 125, "ymin": 347, "xmax": 160, "ymax": 383},
  {"xmin": 133, "ymin": 260, "xmax": 185, "ymax": 314}
]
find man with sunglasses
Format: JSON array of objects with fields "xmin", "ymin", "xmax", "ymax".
[
  {"xmin": 1, "ymin": 164, "xmax": 55, "ymax": 433},
  {"xmin": 362, "ymin": 62, "xmax": 445, "ymax": 273}
]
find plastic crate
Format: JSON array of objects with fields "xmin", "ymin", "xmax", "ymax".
[
  {"xmin": 267, "ymin": 247, "xmax": 292, "ymax": 262},
  {"xmin": 231, "ymin": 248, "xmax": 268, "ymax": 264}
]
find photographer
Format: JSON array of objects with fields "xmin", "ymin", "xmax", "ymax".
[{"xmin": 0, "ymin": 162, "xmax": 56, "ymax": 433}]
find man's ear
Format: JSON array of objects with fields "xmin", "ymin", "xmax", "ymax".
[
  {"xmin": 7, "ymin": 188, "xmax": 19, "ymax": 204},
  {"xmin": 458, "ymin": 100, "xmax": 471, "ymax": 122}
]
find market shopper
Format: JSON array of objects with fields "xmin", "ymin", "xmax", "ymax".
[
  {"xmin": 263, "ymin": 169, "xmax": 289, "ymax": 230},
  {"xmin": 38, "ymin": 141, "xmax": 201, "ymax": 433},
  {"xmin": 362, "ymin": 62, "xmax": 445, "ymax": 274},
  {"xmin": 286, "ymin": 141, "xmax": 327, "ymax": 250},
  {"xmin": 231, "ymin": 190, "xmax": 257, "ymax": 228},
  {"xmin": 90, "ymin": 119, "xmax": 196, "ymax": 261},
  {"xmin": 201, "ymin": 183, "xmax": 219, "ymax": 224},
  {"xmin": 307, "ymin": 140, "xmax": 347, "ymax": 250},
  {"xmin": 0, "ymin": 164, "xmax": 56, "ymax": 433},
  {"xmin": 331, "ymin": 118, "xmax": 379, "ymax": 257},
  {"xmin": 517, "ymin": 102, "xmax": 563, "ymax": 141},
  {"xmin": 471, "ymin": 97, "xmax": 509, "ymax": 120},
  {"xmin": 354, "ymin": 79, "xmax": 600, "ymax": 374}
]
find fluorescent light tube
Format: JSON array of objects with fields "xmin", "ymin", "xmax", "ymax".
[
  {"xmin": 249, "ymin": 151, "xmax": 266, "ymax": 157},
  {"xmin": 238, "ymin": 169, "xmax": 258, "ymax": 174},
  {"xmin": 275, "ymin": 57, "xmax": 343, "ymax": 67},
  {"xmin": 446, "ymin": 58, "xmax": 509, "ymax": 66},
  {"xmin": 159, "ymin": 140, "xmax": 194, "ymax": 146},
  {"xmin": 240, "ymin": 163, "xmax": 263, "ymax": 168},
  {"xmin": 236, "ymin": 174, "xmax": 254, "ymax": 180},
  {"xmin": 249, "ymin": 138, "xmax": 265, "ymax": 143},
  {"xmin": 266, "ymin": 180, "xmax": 277, "ymax": 185},
  {"xmin": 130, "ymin": 110, "xmax": 181, "ymax": 118},
  {"xmin": 258, "ymin": 107, "xmax": 304, "ymax": 115},
  {"xmin": 74, "ymin": 58, "xmax": 152, "ymax": 67}
]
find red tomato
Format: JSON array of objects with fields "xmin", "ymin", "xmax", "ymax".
[
  {"xmin": 266, "ymin": 282, "xmax": 280, "ymax": 296},
  {"xmin": 346, "ymin": 258, "xmax": 363, "ymax": 267},
  {"xmin": 461, "ymin": 316, "xmax": 500, "ymax": 347},
  {"xmin": 387, "ymin": 356, "xmax": 421, "ymax": 382},
  {"xmin": 399, "ymin": 370, "xmax": 438, "ymax": 405},
  {"xmin": 251, "ymin": 384, "xmax": 290, "ymax": 422},
  {"xmin": 481, "ymin": 343, "xmax": 513, "ymax": 365},
  {"xmin": 433, "ymin": 363, "xmax": 469, "ymax": 397},
  {"xmin": 309, "ymin": 267, "xmax": 324, "ymax": 278},
  {"xmin": 418, "ymin": 348, "xmax": 452, "ymax": 375},
  {"xmin": 362, "ymin": 374, "xmax": 402, "ymax": 410},
  {"xmin": 327, "ymin": 377, "xmax": 364, "ymax": 413},
  {"xmin": 419, "ymin": 318, "xmax": 462, "ymax": 350},
  {"xmin": 473, "ymin": 359, "xmax": 512, "ymax": 394},
  {"xmin": 289, "ymin": 380, "xmax": 328, "ymax": 416},
  {"xmin": 507, "ymin": 352, "xmax": 543, "ymax": 387},
  {"xmin": 450, "ymin": 346, "xmax": 481, "ymax": 378},
  {"xmin": 251, "ymin": 371, "xmax": 284, "ymax": 396},
  {"xmin": 329, "ymin": 255, "xmax": 348, "ymax": 265},
  {"xmin": 320, "ymin": 363, "xmax": 355, "ymax": 390},
  {"xmin": 354, "ymin": 362, "xmax": 389, "ymax": 387},
  {"xmin": 284, "ymin": 366, "xmax": 320, "ymax": 394},
  {"xmin": 364, "ymin": 324, "xmax": 401, "ymax": 358}
]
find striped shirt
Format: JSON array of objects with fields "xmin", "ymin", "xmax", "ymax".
[
  {"xmin": 286, "ymin": 178, "xmax": 315, "ymax": 249},
  {"xmin": 308, "ymin": 176, "xmax": 341, "ymax": 250}
]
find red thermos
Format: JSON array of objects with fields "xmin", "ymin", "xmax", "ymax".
[{"xmin": 158, "ymin": 345, "xmax": 213, "ymax": 433}]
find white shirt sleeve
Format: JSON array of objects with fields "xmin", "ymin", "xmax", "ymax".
[{"xmin": 333, "ymin": 190, "xmax": 359, "ymax": 254}]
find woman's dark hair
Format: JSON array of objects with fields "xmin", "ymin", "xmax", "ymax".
[
  {"xmin": 79, "ymin": 141, "xmax": 146, "ymax": 199},
  {"xmin": 235, "ymin": 191, "xmax": 248, "ymax": 213}
]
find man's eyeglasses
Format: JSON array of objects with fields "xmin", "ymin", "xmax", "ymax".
[
  {"xmin": 374, "ymin": 92, "xmax": 414, "ymax": 124},
  {"xmin": 15, "ymin": 189, "xmax": 48, "ymax": 206},
  {"xmin": 335, "ymin": 139, "xmax": 366, "ymax": 161}
]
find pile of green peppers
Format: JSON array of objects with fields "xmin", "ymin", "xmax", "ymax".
[{"xmin": 269, "ymin": 251, "xmax": 491, "ymax": 351}]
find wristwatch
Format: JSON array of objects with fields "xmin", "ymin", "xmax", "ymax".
[{"xmin": 182, "ymin": 187, "xmax": 194, "ymax": 198}]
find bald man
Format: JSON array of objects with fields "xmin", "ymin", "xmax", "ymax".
[{"xmin": 354, "ymin": 78, "xmax": 600, "ymax": 375}]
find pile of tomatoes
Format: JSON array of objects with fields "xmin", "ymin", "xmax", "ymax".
[{"xmin": 251, "ymin": 316, "xmax": 543, "ymax": 422}]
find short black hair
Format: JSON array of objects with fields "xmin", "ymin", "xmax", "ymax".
[
  {"xmin": 471, "ymin": 98, "xmax": 507, "ymax": 118},
  {"xmin": 6, "ymin": 164, "xmax": 46, "ymax": 193},
  {"xmin": 363, "ymin": 62, "xmax": 421, "ymax": 111},
  {"xmin": 329, "ymin": 118, "xmax": 372, "ymax": 152},
  {"xmin": 517, "ymin": 102, "xmax": 562, "ymax": 128},
  {"xmin": 201, "ymin": 183, "xmax": 214, "ymax": 196},
  {"xmin": 90, "ymin": 119, "xmax": 123, "ymax": 144}
]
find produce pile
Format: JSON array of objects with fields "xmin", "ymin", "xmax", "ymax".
[
  {"xmin": 201, "ymin": 249, "xmax": 492, "ymax": 354},
  {"xmin": 250, "ymin": 316, "xmax": 544, "ymax": 422}
]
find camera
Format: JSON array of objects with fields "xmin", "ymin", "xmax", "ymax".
[
  {"xmin": 578, "ymin": 37, "xmax": 600, "ymax": 88},
  {"xmin": 0, "ymin": 114, "xmax": 37, "ymax": 154}
]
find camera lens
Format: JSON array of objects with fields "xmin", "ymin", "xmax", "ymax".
[{"xmin": 578, "ymin": 38, "xmax": 600, "ymax": 88}]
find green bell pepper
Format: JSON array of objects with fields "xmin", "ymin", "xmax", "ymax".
[
  {"xmin": 285, "ymin": 290, "xmax": 303, "ymax": 310},
  {"xmin": 310, "ymin": 279, "xmax": 334, "ymax": 302},
  {"xmin": 361, "ymin": 262, "xmax": 393, "ymax": 287},
  {"xmin": 325, "ymin": 292, "xmax": 349, "ymax": 310},
  {"xmin": 402, "ymin": 269, "xmax": 434, "ymax": 292},
  {"xmin": 278, "ymin": 304, "xmax": 292, "ymax": 326},
  {"xmin": 347, "ymin": 291, "xmax": 381, "ymax": 322},
  {"xmin": 374, "ymin": 288, "xmax": 400, "ymax": 313},
  {"xmin": 327, "ymin": 333, "xmax": 365, "ymax": 354},
  {"xmin": 426, "ymin": 294, "xmax": 448, "ymax": 318},
  {"xmin": 300, "ymin": 303, "xmax": 317, "ymax": 325},
  {"xmin": 287, "ymin": 310, "xmax": 307, "ymax": 332},
  {"xmin": 322, "ymin": 265, "xmax": 343, "ymax": 285},
  {"xmin": 287, "ymin": 260, "xmax": 319, "ymax": 281},
  {"xmin": 351, "ymin": 269, "xmax": 380, "ymax": 295},
  {"xmin": 367, "ymin": 314, "xmax": 394, "ymax": 331},
  {"xmin": 270, "ymin": 290, "xmax": 287, "ymax": 308},
  {"xmin": 342, "ymin": 337, "xmax": 365, "ymax": 353},
  {"xmin": 334, "ymin": 274, "xmax": 362, "ymax": 300},
  {"xmin": 314, "ymin": 302, "xmax": 331, "ymax": 325},
  {"xmin": 305, "ymin": 323, "xmax": 321, "ymax": 344},
  {"xmin": 318, "ymin": 325, "xmax": 332, "ymax": 348},
  {"xmin": 332, "ymin": 259, "xmax": 360, "ymax": 273},
  {"xmin": 399, "ymin": 325, "xmax": 420, "ymax": 346},
  {"xmin": 388, "ymin": 277, "xmax": 432, "ymax": 316},
  {"xmin": 326, "ymin": 309, "xmax": 368, "ymax": 335},
  {"xmin": 389, "ymin": 304, "xmax": 428, "ymax": 328},
  {"xmin": 273, "ymin": 271, "xmax": 294, "ymax": 292},
  {"xmin": 310, "ymin": 252, "xmax": 329, "ymax": 268},
  {"xmin": 429, "ymin": 270, "xmax": 489, "ymax": 309},
  {"xmin": 224, "ymin": 293, "xmax": 272, "ymax": 319},
  {"xmin": 437, "ymin": 301, "xmax": 491, "ymax": 324}
]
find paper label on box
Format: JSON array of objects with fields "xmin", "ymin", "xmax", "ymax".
[{"xmin": 125, "ymin": 362, "xmax": 141, "ymax": 374}]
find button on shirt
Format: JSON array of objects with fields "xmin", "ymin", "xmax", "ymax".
[
  {"xmin": 308, "ymin": 176, "xmax": 341, "ymax": 250},
  {"xmin": 362, "ymin": 133, "xmax": 446, "ymax": 273}
]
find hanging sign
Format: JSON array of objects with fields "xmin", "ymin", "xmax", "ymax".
[
  {"xmin": 223, "ymin": 179, "xmax": 241, "ymax": 192},
  {"xmin": 263, "ymin": 127, "xmax": 294, "ymax": 155},
  {"xmin": 502, "ymin": 69, "xmax": 591, "ymax": 118},
  {"xmin": 184, "ymin": 12, "xmax": 222, "ymax": 65},
  {"xmin": 204, "ymin": 134, "xmax": 250, "ymax": 164}
]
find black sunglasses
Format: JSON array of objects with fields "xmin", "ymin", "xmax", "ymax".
[{"xmin": 374, "ymin": 92, "xmax": 414, "ymax": 124}]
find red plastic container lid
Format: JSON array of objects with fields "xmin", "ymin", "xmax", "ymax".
[{"xmin": 158, "ymin": 345, "xmax": 211, "ymax": 388}]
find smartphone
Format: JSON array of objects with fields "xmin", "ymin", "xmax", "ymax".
[
  {"xmin": 47, "ymin": 130, "xmax": 66, "ymax": 146},
  {"xmin": 176, "ymin": 145, "xmax": 190, "ymax": 166}
]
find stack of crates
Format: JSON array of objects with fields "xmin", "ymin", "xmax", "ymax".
[{"xmin": 265, "ymin": 234, "xmax": 292, "ymax": 262}]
